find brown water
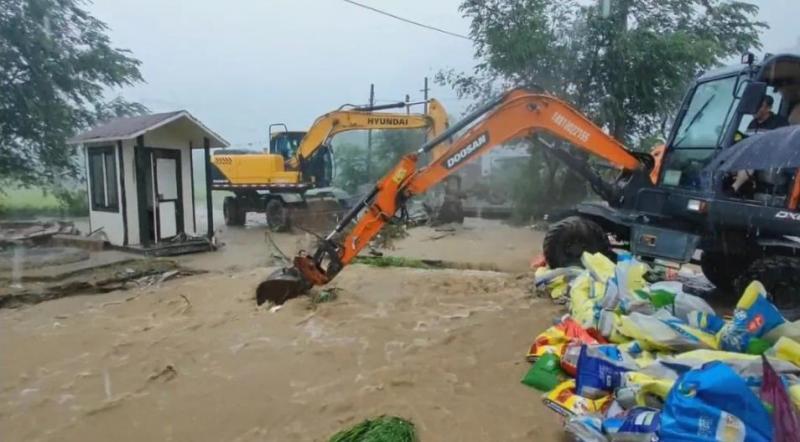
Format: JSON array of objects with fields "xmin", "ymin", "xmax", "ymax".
[{"xmin": 1, "ymin": 219, "xmax": 563, "ymax": 441}]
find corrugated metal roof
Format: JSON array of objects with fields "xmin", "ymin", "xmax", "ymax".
[{"xmin": 68, "ymin": 111, "xmax": 228, "ymax": 147}]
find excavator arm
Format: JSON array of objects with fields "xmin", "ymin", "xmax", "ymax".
[
  {"xmin": 256, "ymin": 88, "xmax": 643, "ymax": 305},
  {"xmin": 287, "ymin": 98, "xmax": 450, "ymax": 169}
]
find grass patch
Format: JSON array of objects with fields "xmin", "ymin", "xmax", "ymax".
[
  {"xmin": 0, "ymin": 186, "xmax": 88, "ymax": 218},
  {"xmin": 354, "ymin": 255, "xmax": 501, "ymax": 272},
  {"xmin": 354, "ymin": 256, "xmax": 434, "ymax": 269},
  {"xmin": 1, "ymin": 187, "xmax": 60, "ymax": 209},
  {"xmin": 329, "ymin": 416, "xmax": 417, "ymax": 442}
]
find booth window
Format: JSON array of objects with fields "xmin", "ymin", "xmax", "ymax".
[{"xmin": 88, "ymin": 146, "xmax": 119, "ymax": 211}]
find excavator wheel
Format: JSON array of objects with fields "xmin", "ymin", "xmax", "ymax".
[
  {"xmin": 432, "ymin": 176, "xmax": 465, "ymax": 225},
  {"xmin": 543, "ymin": 216, "xmax": 611, "ymax": 267},
  {"xmin": 735, "ymin": 256, "xmax": 800, "ymax": 320},
  {"xmin": 265, "ymin": 199, "xmax": 290, "ymax": 232},
  {"xmin": 434, "ymin": 199, "xmax": 464, "ymax": 225},
  {"xmin": 700, "ymin": 250, "xmax": 752, "ymax": 293},
  {"xmin": 223, "ymin": 196, "xmax": 246, "ymax": 226}
]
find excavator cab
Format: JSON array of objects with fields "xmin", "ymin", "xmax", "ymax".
[
  {"xmin": 657, "ymin": 54, "xmax": 800, "ymax": 193},
  {"xmin": 268, "ymin": 126, "xmax": 306, "ymax": 162},
  {"xmin": 269, "ymin": 127, "xmax": 334, "ymax": 185},
  {"xmin": 551, "ymin": 53, "xmax": 800, "ymax": 315}
]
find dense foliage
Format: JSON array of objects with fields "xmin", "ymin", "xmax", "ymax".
[
  {"xmin": 333, "ymin": 129, "xmax": 426, "ymax": 194},
  {"xmin": 0, "ymin": 0, "xmax": 146, "ymax": 191}
]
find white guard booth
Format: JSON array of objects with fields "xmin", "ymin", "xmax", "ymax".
[{"xmin": 69, "ymin": 111, "xmax": 228, "ymax": 253}]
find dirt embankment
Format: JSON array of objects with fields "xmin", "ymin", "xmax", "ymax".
[{"xmin": 1, "ymin": 220, "xmax": 557, "ymax": 441}]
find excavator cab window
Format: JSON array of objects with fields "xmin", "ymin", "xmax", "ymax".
[
  {"xmin": 270, "ymin": 132, "xmax": 305, "ymax": 160},
  {"xmin": 736, "ymin": 85, "xmax": 785, "ymax": 134},
  {"xmin": 721, "ymin": 57, "xmax": 800, "ymax": 206},
  {"xmin": 662, "ymin": 75, "xmax": 740, "ymax": 189}
]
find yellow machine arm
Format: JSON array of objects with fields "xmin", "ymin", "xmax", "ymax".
[
  {"xmin": 211, "ymin": 99, "xmax": 450, "ymax": 189},
  {"xmin": 287, "ymin": 98, "xmax": 449, "ymax": 169},
  {"xmin": 256, "ymin": 88, "xmax": 645, "ymax": 305}
]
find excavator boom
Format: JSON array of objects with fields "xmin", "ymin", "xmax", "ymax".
[
  {"xmin": 256, "ymin": 88, "xmax": 644, "ymax": 305},
  {"xmin": 287, "ymin": 98, "xmax": 449, "ymax": 169},
  {"xmin": 212, "ymin": 99, "xmax": 449, "ymax": 188}
]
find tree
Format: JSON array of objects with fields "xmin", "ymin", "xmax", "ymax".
[
  {"xmin": 333, "ymin": 129, "xmax": 427, "ymax": 194},
  {"xmin": 371, "ymin": 129, "xmax": 426, "ymax": 181},
  {"xmin": 438, "ymin": 0, "xmax": 765, "ymax": 220},
  {"xmin": 332, "ymin": 142, "xmax": 368, "ymax": 194},
  {"xmin": 0, "ymin": 0, "xmax": 146, "ymax": 189}
]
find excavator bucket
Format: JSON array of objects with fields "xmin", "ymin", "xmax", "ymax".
[
  {"xmin": 256, "ymin": 247, "xmax": 338, "ymax": 305},
  {"xmin": 255, "ymin": 267, "xmax": 311, "ymax": 305}
]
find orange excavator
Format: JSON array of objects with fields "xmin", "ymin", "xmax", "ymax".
[
  {"xmin": 259, "ymin": 55, "xmax": 800, "ymax": 314},
  {"xmin": 256, "ymin": 87, "xmax": 651, "ymax": 304}
]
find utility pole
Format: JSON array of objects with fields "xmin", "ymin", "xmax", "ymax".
[
  {"xmin": 405, "ymin": 94, "xmax": 411, "ymax": 114},
  {"xmin": 366, "ymin": 83, "xmax": 374, "ymax": 180},
  {"xmin": 600, "ymin": 0, "xmax": 611, "ymax": 17},
  {"xmin": 421, "ymin": 77, "xmax": 429, "ymax": 113}
]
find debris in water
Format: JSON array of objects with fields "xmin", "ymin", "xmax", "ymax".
[
  {"xmin": 148, "ymin": 365, "xmax": 178, "ymax": 383},
  {"xmin": 158, "ymin": 270, "xmax": 179, "ymax": 283},
  {"xmin": 311, "ymin": 288, "xmax": 340, "ymax": 304}
]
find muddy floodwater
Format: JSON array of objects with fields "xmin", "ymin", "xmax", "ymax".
[{"xmin": 1, "ymin": 219, "xmax": 563, "ymax": 441}]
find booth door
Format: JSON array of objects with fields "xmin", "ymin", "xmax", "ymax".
[{"xmin": 153, "ymin": 150, "xmax": 183, "ymax": 240}]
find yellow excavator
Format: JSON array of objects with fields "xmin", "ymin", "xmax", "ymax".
[{"xmin": 210, "ymin": 99, "xmax": 449, "ymax": 230}]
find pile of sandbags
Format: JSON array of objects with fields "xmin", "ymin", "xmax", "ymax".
[{"xmin": 525, "ymin": 252, "xmax": 800, "ymax": 441}]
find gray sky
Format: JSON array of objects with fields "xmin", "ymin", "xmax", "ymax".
[{"xmin": 90, "ymin": 0, "xmax": 798, "ymax": 148}]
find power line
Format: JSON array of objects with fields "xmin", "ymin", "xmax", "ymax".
[{"xmin": 342, "ymin": 0, "xmax": 472, "ymax": 41}]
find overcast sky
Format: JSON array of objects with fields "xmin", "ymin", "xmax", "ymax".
[{"xmin": 90, "ymin": 0, "xmax": 799, "ymax": 148}]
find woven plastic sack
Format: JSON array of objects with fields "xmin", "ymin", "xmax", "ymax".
[
  {"xmin": 616, "ymin": 310, "xmax": 717, "ymax": 352},
  {"xmin": 564, "ymin": 415, "xmax": 607, "ymax": 442},
  {"xmin": 760, "ymin": 355, "xmax": 800, "ymax": 442},
  {"xmin": 658, "ymin": 361, "xmax": 772, "ymax": 442},
  {"xmin": 543, "ymin": 379, "xmax": 612, "ymax": 417},
  {"xmin": 575, "ymin": 345, "xmax": 637, "ymax": 399},
  {"xmin": 603, "ymin": 407, "xmax": 660, "ymax": 442},
  {"xmin": 527, "ymin": 317, "xmax": 605, "ymax": 361},
  {"xmin": 521, "ymin": 352, "xmax": 564, "ymax": 392},
  {"xmin": 718, "ymin": 281, "xmax": 786, "ymax": 352}
]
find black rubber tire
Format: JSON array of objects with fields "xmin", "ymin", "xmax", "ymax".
[
  {"xmin": 265, "ymin": 199, "xmax": 290, "ymax": 232},
  {"xmin": 700, "ymin": 251, "xmax": 752, "ymax": 293},
  {"xmin": 223, "ymin": 196, "xmax": 245, "ymax": 226},
  {"xmin": 735, "ymin": 256, "xmax": 800, "ymax": 320},
  {"xmin": 435, "ymin": 200, "xmax": 464, "ymax": 225},
  {"xmin": 543, "ymin": 216, "xmax": 611, "ymax": 267}
]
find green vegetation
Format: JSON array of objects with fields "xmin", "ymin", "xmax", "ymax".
[
  {"xmin": 353, "ymin": 255, "xmax": 499, "ymax": 272},
  {"xmin": 333, "ymin": 130, "xmax": 426, "ymax": 194},
  {"xmin": 329, "ymin": 416, "xmax": 417, "ymax": 442},
  {"xmin": 1, "ymin": 0, "xmax": 146, "ymax": 195},
  {"xmin": 309, "ymin": 288, "xmax": 340, "ymax": 305},
  {"xmin": 0, "ymin": 186, "xmax": 88, "ymax": 218},
  {"xmin": 439, "ymin": 0, "xmax": 765, "ymax": 221},
  {"xmin": 354, "ymin": 256, "xmax": 434, "ymax": 269},
  {"xmin": 332, "ymin": 143, "xmax": 368, "ymax": 194}
]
